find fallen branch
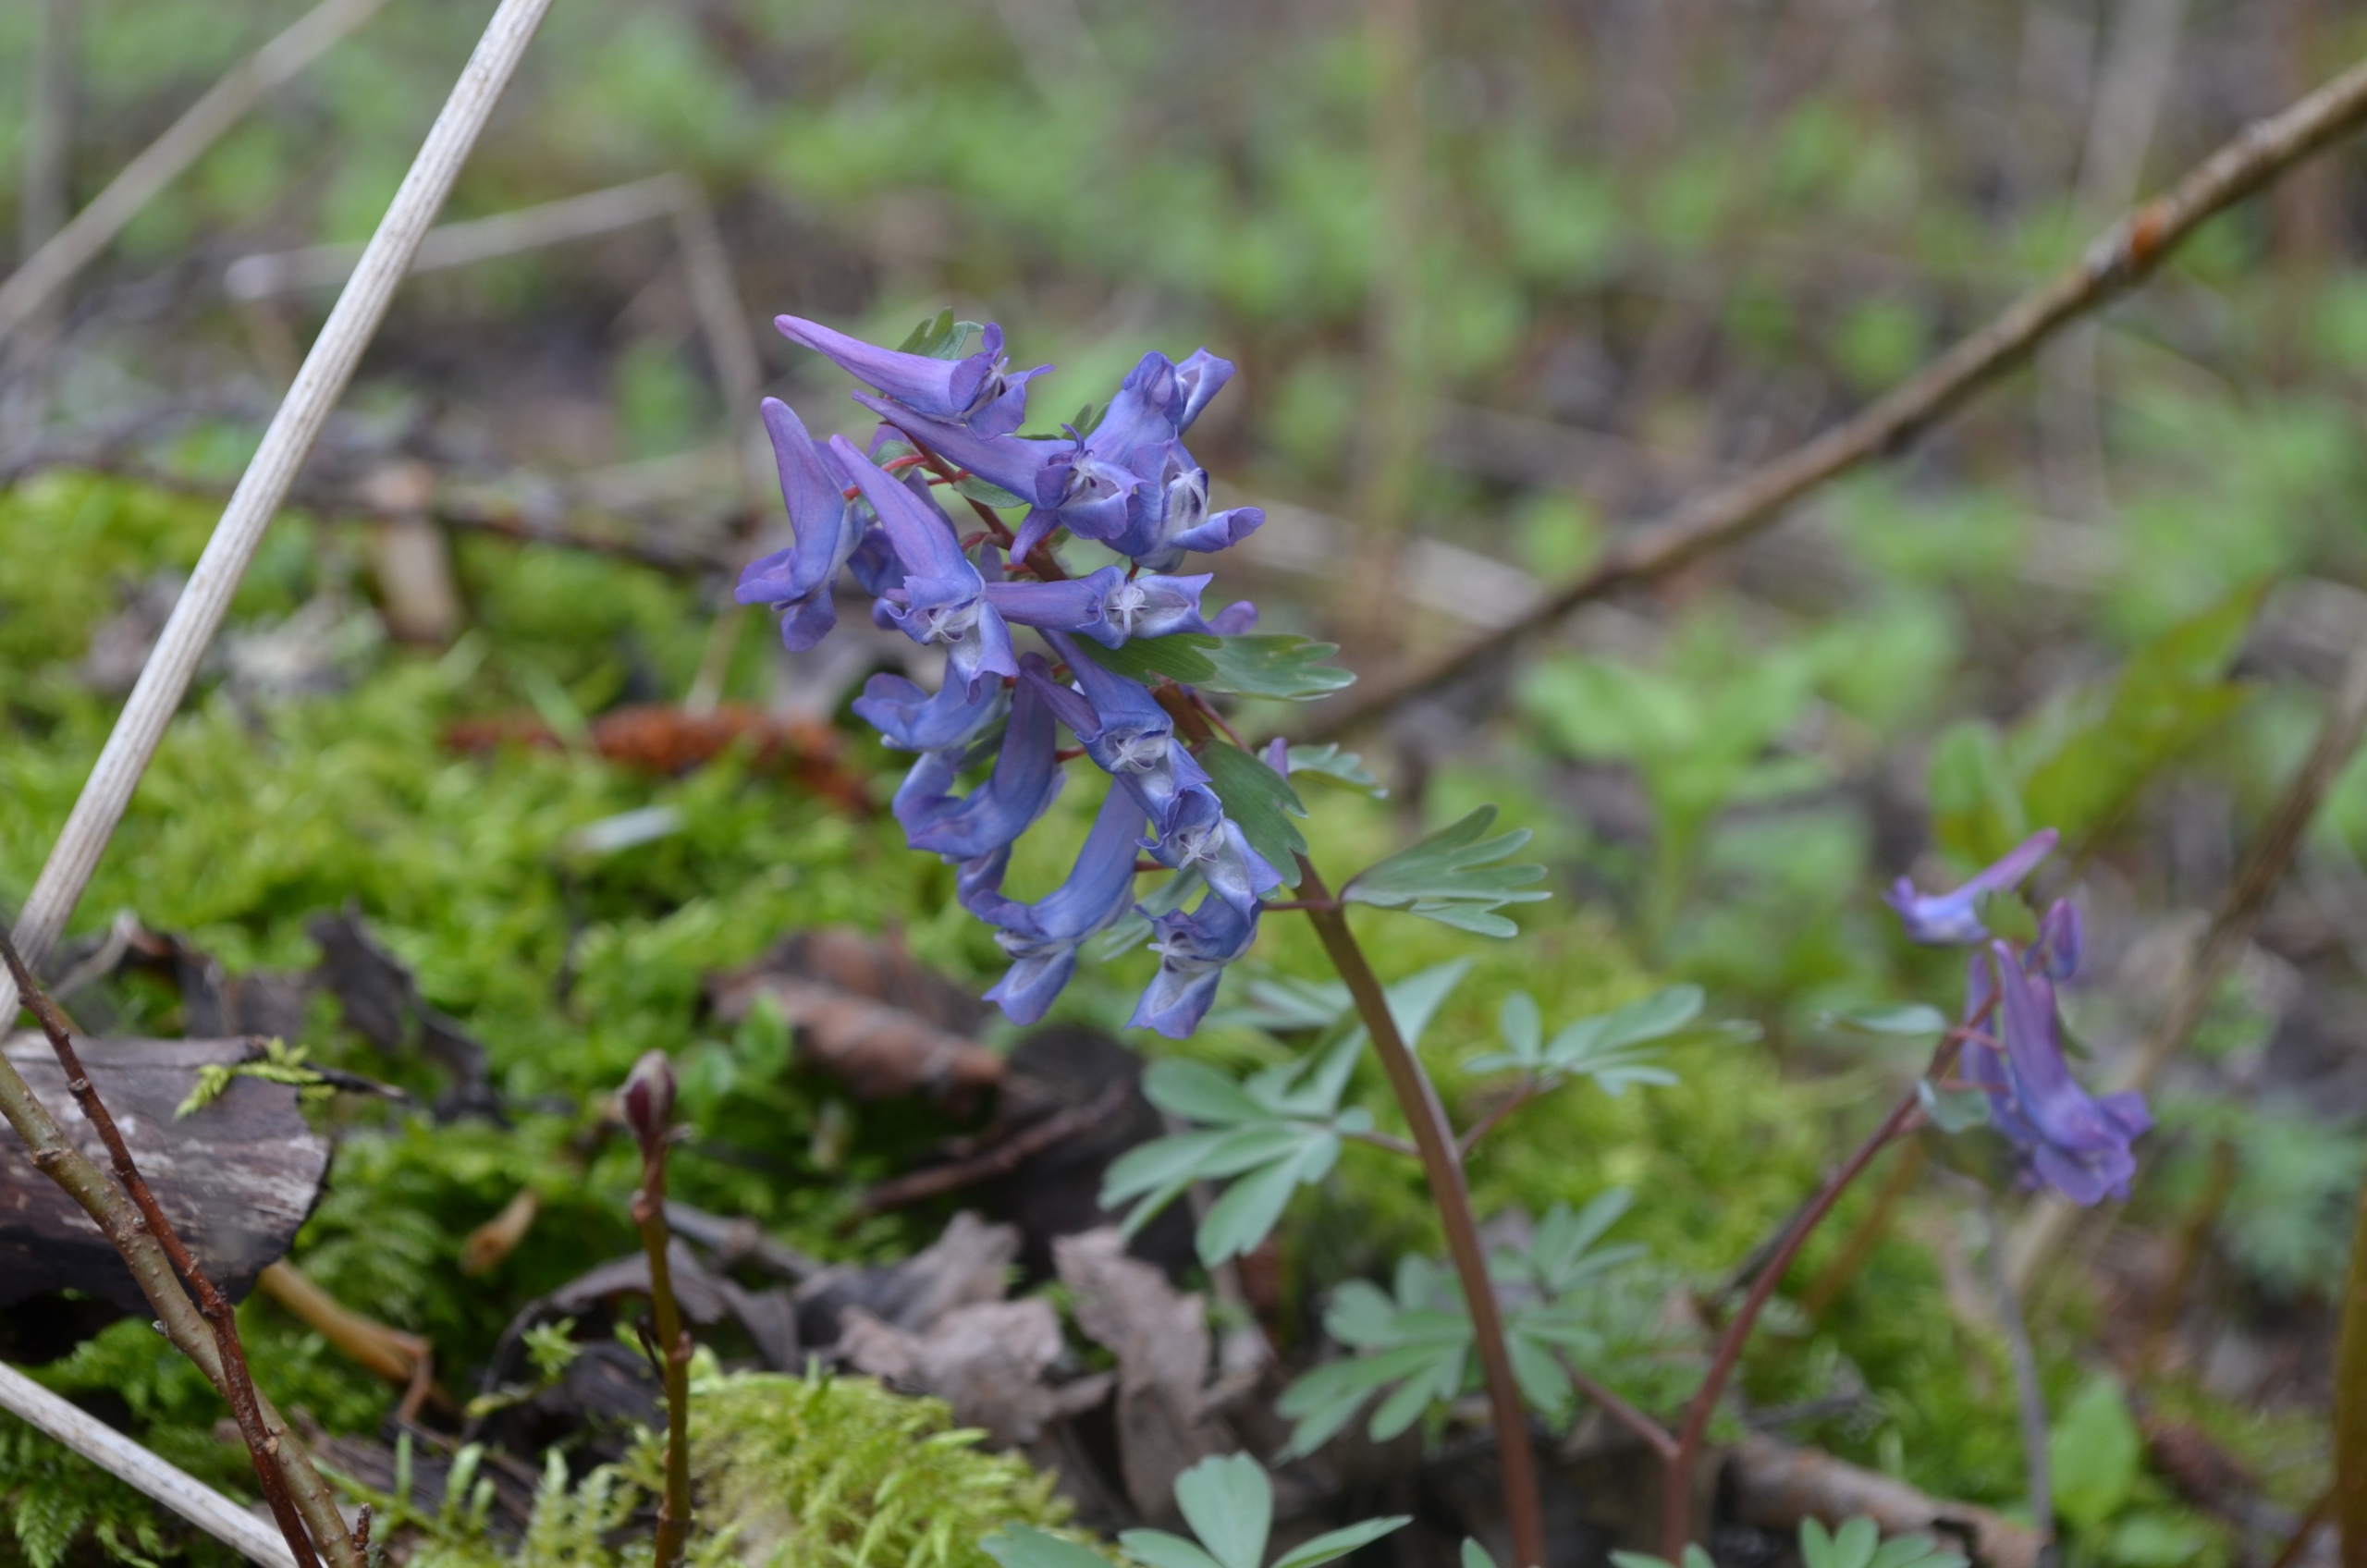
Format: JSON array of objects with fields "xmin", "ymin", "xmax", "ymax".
[
  {"xmin": 0, "ymin": 0, "xmax": 395, "ymax": 342},
  {"xmin": 0, "ymin": 1362, "xmax": 298, "ymax": 1568},
  {"xmin": 2008, "ymin": 624, "xmax": 2367, "ymax": 1289},
  {"xmin": 1304, "ymin": 49, "xmax": 2367, "ymax": 741}
]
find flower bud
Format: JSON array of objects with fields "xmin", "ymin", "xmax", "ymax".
[{"xmin": 619, "ymin": 1050, "xmax": 677, "ymax": 1152}]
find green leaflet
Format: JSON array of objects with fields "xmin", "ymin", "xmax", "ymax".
[
  {"xmin": 1070, "ymin": 631, "xmax": 1352, "ymax": 700},
  {"xmin": 1341, "ymin": 805, "xmax": 1551, "ymax": 937},
  {"xmin": 896, "ymin": 310, "xmax": 986, "ymax": 359}
]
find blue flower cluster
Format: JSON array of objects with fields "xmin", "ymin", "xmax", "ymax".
[
  {"xmin": 738, "ymin": 315, "xmax": 1281, "ymax": 1036},
  {"xmin": 1888, "ymin": 828, "xmax": 2152, "ymax": 1205}
]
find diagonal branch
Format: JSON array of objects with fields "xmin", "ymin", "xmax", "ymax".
[
  {"xmin": 1302, "ymin": 50, "xmax": 2367, "ymax": 741},
  {"xmin": 0, "ymin": 931, "xmax": 321, "ymax": 1568}
]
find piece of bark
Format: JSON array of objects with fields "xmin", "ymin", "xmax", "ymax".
[
  {"xmin": 840, "ymin": 1297, "xmax": 1110, "ymax": 1448},
  {"xmin": 1055, "ymin": 1228, "xmax": 1235, "ymax": 1518},
  {"xmin": 706, "ymin": 954, "xmax": 1002, "ymax": 1108},
  {"xmin": 307, "ymin": 907, "xmax": 501, "ymax": 1121},
  {"xmin": 0, "ymin": 1035, "xmax": 331, "ymax": 1315},
  {"xmin": 1727, "ymin": 1432, "xmax": 2044, "ymax": 1568}
]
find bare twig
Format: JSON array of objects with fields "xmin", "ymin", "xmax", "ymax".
[
  {"xmin": 2335, "ymin": 1145, "xmax": 2367, "ymax": 1568},
  {"xmin": 0, "ymin": 930, "xmax": 320, "ymax": 1568},
  {"xmin": 0, "ymin": 0, "xmax": 556, "ymax": 1011},
  {"xmin": 0, "ymin": 1363, "xmax": 298, "ymax": 1568},
  {"xmin": 1305, "ymin": 50, "xmax": 2367, "ymax": 741},
  {"xmin": 0, "ymin": 976, "xmax": 360, "ymax": 1567},
  {"xmin": 256, "ymin": 1262, "xmax": 452, "ymax": 1423},
  {"xmin": 1729, "ymin": 1433, "xmax": 2044, "ymax": 1568},
  {"xmin": 0, "ymin": 0, "xmax": 394, "ymax": 342},
  {"xmin": 1557, "ymin": 1352, "xmax": 1676, "ymax": 1462},
  {"xmin": 2009, "ymin": 628, "xmax": 2367, "ymax": 1289}
]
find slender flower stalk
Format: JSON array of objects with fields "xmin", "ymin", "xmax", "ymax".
[
  {"xmin": 622, "ymin": 1052, "xmax": 693, "ymax": 1568},
  {"xmin": 1295, "ymin": 858, "xmax": 1547, "ymax": 1568}
]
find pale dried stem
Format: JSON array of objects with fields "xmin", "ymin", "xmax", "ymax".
[{"xmin": 1307, "ymin": 50, "xmax": 2367, "ymax": 741}]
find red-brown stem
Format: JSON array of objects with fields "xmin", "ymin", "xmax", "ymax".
[
  {"xmin": 632, "ymin": 1142, "xmax": 694, "ymax": 1568},
  {"xmin": 1456, "ymin": 1076, "xmax": 1544, "ymax": 1159},
  {"xmin": 0, "ymin": 929, "xmax": 325, "ymax": 1568},
  {"xmin": 1559, "ymin": 1353, "xmax": 1677, "ymax": 1462},
  {"xmin": 1296, "ymin": 857, "xmax": 1547, "ymax": 1568},
  {"xmin": 1187, "ymin": 688, "xmax": 1250, "ymax": 752},
  {"xmin": 1659, "ymin": 1084, "xmax": 1928, "ymax": 1559}
]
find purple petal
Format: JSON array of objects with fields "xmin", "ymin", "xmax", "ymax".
[
  {"xmin": 899, "ymin": 668, "xmax": 1064, "ymax": 859},
  {"xmin": 833, "ymin": 435, "xmax": 972, "ymax": 582},
  {"xmin": 852, "ymin": 672, "xmax": 1005, "ymax": 753},
  {"xmin": 1129, "ymin": 894, "xmax": 1259, "ymax": 1038},
  {"xmin": 777, "ymin": 315, "xmax": 1050, "ymax": 436},
  {"xmin": 1206, "ymin": 600, "xmax": 1259, "ymax": 635},
  {"xmin": 1885, "ymin": 828, "xmax": 2061, "ymax": 946}
]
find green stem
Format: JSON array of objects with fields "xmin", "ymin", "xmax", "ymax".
[
  {"xmin": 1296, "ymin": 857, "xmax": 1547, "ymax": 1568},
  {"xmin": 633, "ymin": 1149, "xmax": 694, "ymax": 1568}
]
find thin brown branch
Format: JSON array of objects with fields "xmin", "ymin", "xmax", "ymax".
[
  {"xmin": 1558, "ymin": 1352, "xmax": 1676, "ymax": 1462},
  {"xmin": 0, "ymin": 929, "xmax": 322, "ymax": 1568},
  {"xmin": 1341, "ymin": 1125, "xmax": 1421, "ymax": 1159},
  {"xmin": 1304, "ymin": 50, "xmax": 2367, "ymax": 741},
  {"xmin": 1454, "ymin": 1075, "xmax": 1543, "ymax": 1159},
  {"xmin": 2010, "ymin": 627, "xmax": 2367, "ymax": 1289}
]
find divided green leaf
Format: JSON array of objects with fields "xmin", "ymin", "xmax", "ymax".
[
  {"xmin": 1100, "ymin": 1033, "xmax": 1371, "ymax": 1265},
  {"xmin": 1196, "ymin": 634, "xmax": 1355, "ymax": 700},
  {"xmin": 1201, "ymin": 741, "xmax": 1307, "ymax": 888},
  {"xmin": 1466, "ymin": 985, "xmax": 1725, "ymax": 1094},
  {"xmin": 1341, "ymin": 805, "xmax": 1550, "ymax": 937},
  {"xmin": 1073, "ymin": 631, "xmax": 1222, "ymax": 686},
  {"xmin": 1285, "ymin": 744, "xmax": 1387, "ymax": 795},
  {"xmin": 952, "ymin": 473, "xmax": 1032, "ymax": 508}
]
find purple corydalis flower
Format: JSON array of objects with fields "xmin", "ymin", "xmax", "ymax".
[
  {"xmin": 1886, "ymin": 828, "xmax": 2060, "ymax": 946},
  {"xmin": 852, "ymin": 671, "xmax": 1004, "ymax": 753},
  {"xmin": 777, "ymin": 314, "xmax": 1048, "ymax": 436},
  {"xmin": 1033, "ymin": 631, "xmax": 1211, "ymax": 822},
  {"xmin": 962, "ymin": 786, "xmax": 1147, "ymax": 1024},
  {"xmin": 1965, "ymin": 941, "xmax": 2151, "ymax": 1206},
  {"xmin": 1131, "ymin": 893, "xmax": 1260, "ymax": 1038},
  {"xmin": 1077, "ymin": 572, "xmax": 1216, "ymax": 647},
  {"xmin": 1149, "ymin": 786, "xmax": 1281, "ymax": 916},
  {"xmin": 735, "ymin": 399, "xmax": 863, "ymax": 652},
  {"xmin": 893, "ymin": 661, "xmax": 1064, "ymax": 860}
]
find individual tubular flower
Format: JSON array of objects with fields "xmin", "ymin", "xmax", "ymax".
[
  {"xmin": 961, "ymin": 787, "xmax": 1148, "ymax": 1024},
  {"xmin": 1966, "ymin": 940, "xmax": 2152, "ymax": 1206},
  {"xmin": 1884, "ymin": 828, "xmax": 2060, "ymax": 946},
  {"xmin": 1098, "ymin": 443, "xmax": 1264, "ymax": 572},
  {"xmin": 1147, "ymin": 785, "xmax": 1280, "ymax": 917},
  {"xmin": 1079, "ymin": 573, "xmax": 1218, "ymax": 647},
  {"xmin": 734, "ymin": 399, "xmax": 864, "ymax": 652},
  {"xmin": 840, "ymin": 441, "xmax": 1121, "ymax": 694},
  {"xmin": 1130, "ymin": 893, "xmax": 1259, "ymax": 1039},
  {"xmin": 776, "ymin": 315, "xmax": 1048, "ymax": 436},
  {"xmin": 1032, "ymin": 631, "xmax": 1210, "ymax": 825},
  {"xmin": 851, "ymin": 671, "xmax": 1005, "ymax": 753},
  {"xmin": 894, "ymin": 662, "xmax": 1064, "ymax": 861}
]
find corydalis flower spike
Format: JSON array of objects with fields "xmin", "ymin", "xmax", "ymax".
[
  {"xmin": 777, "ymin": 314, "xmax": 1049, "ymax": 436},
  {"xmin": 1885, "ymin": 828, "xmax": 2060, "ymax": 946}
]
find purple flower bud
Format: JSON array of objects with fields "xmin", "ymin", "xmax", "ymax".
[{"xmin": 620, "ymin": 1050, "xmax": 677, "ymax": 1151}]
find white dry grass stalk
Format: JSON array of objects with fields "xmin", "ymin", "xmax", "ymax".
[
  {"xmin": 1, "ymin": 0, "xmax": 554, "ymax": 1547},
  {"xmin": 0, "ymin": 0, "xmax": 396, "ymax": 342},
  {"xmin": 0, "ymin": 1362, "xmax": 300, "ymax": 1568}
]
